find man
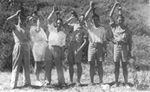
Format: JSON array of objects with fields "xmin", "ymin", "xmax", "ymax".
[
  {"xmin": 44, "ymin": 6, "xmax": 69, "ymax": 86},
  {"xmin": 84, "ymin": 1, "xmax": 110, "ymax": 85},
  {"xmin": 109, "ymin": 2, "xmax": 132, "ymax": 87},
  {"xmin": 7, "ymin": 5, "xmax": 31, "ymax": 89},
  {"xmin": 30, "ymin": 11, "xmax": 48, "ymax": 86},
  {"xmin": 66, "ymin": 11, "xmax": 87, "ymax": 86}
]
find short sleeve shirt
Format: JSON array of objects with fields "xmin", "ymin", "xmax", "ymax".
[
  {"xmin": 86, "ymin": 22, "xmax": 108, "ymax": 43},
  {"xmin": 110, "ymin": 22, "xmax": 131, "ymax": 43},
  {"xmin": 48, "ymin": 23, "xmax": 67, "ymax": 47}
]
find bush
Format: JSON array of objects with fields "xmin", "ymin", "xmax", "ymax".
[{"xmin": 0, "ymin": 0, "xmax": 150, "ymax": 71}]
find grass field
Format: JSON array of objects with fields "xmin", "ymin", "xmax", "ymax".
[{"xmin": 0, "ymin": 64, "xmax": 150, "ymax": 92}]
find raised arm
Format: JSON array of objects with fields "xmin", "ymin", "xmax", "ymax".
[
  {"xmin": 7, "ymin": 10, "xmax": 21, "ymax": 20},
  {"xmin": 47, "ymin": 6, "xmax": 55, "ymax": 24},
  {"xmin": 84, "ymin": 1, "xmax": 94, "ymax": 20},
  {"xmin": 64, "ymin": 11, "xmax": 77, "ymax": 25},
  {"xmin": 109, "ymin": 2, "xmax": 120, "ymax": 22}
]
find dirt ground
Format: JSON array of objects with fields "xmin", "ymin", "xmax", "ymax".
[{"xmin": 0, "ymin": 64, "xmax": 150, "ymax": 92}]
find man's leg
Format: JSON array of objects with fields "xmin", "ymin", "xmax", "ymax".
[
  {"xmin": 22, "ymin": 45, "xmax": 31, "ymax": 86},
  {"xmin": 114, "ymin": 45, "xmax": 121, "ymax": 86},
  {"xmin": 44, "ymin": 47, "xmax": 53, "ymax": 85},
  {"xmin": 88, "ymin": 43, "xmax": 95, "ymax": 84},
  {"xmin": 68, "ymin": 53, "xmax": 74, "ymax": 84},
  {"xmin": 75, "ymin": 51, "xmax": 83, "ymax": 85},
  {"xmin": 76, "ymin": 62, "xmax": 82, "ymax": 85},
  {"xmin": 54, "ymin": 47, "xmax": 65, "ymax": 85},
  {"xmin": 96, "ymin": 44, "xmax": 104, "ymax": 84},
  {"xmin": 11, "ymin": 44, "xmax": 23, "ymax": 89},
  {"xmin": 97, "ymin": 61, "xmax": 103, "ymax": 84},
  {"xmin": 89, "ymin": 61, "xmax": 95, "ymax": 84},
  {"xmin": 121, "ymin": 45, "xmax": 129, "ymax": 85},
  {"xmin": 114, "ymin": 61, "xmax": 120, "ymax": 85},
  {"xmin": 122, "ymin": 62, "xmax": 128, "ymax": 84}
]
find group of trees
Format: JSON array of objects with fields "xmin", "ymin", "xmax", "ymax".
[{"xmin": 0, "ymin": 0, "xmax": 149, "ymax": 71}]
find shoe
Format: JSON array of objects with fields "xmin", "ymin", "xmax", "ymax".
[
  {"xmin": 23, "ymin": 83, "xmax": 31, "ymax": 88},
  {"xmin": 112, "ymin": 82, "xmax": 119, "ymax": 88},
  {"xmin": 43, "ymin": 81, "xmax": 51, "ymax": 87},
  {"xmin": 35, "ymin": 80, "xmax": 43, "ymax": 86},
  {"xmin": 124, "ymin": 84, "xmax": 130, "ymax": 89},
  {"xmin": 88, "ymin": 82, "xmax": 94, "ymax": 86},
  {"xmin": 58, "ymin": 83, "xmax": 67, "ymax": 87},
  {"xmin": 10, "ymin": 85, "xmax": 17, "ymax": 89},
  {"xmin": 75, "ymin": 82, "xmax": 81, "ymax": 87}
]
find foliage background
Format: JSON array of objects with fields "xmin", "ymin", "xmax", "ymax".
[{"xmin": 0, "ymin": 0, "xmax": 150, "ymax": 71}]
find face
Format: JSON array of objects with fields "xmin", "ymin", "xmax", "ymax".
[
  {"xmin": 75, "ymin": 33, "xmax": 82, "ymax": 42},
  {"xmin": 79, "ymin": 15, "xmax": 85, "ymax": 26},
  {"xmin": 79, "ymin": 15, "xmax": 84, "ymax": 22},
  {"xmin": 56, "ymin": 19, "xmax": 62, "ymax": 27},
  {"xmin": 117, "ymin": 16, "xmax": 124, "ymax": 25},
  {"xmin": 92, "ymin": 15, "xmax": 100, "ymax": 27}
]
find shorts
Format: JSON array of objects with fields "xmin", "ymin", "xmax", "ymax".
[
  {"xmin": 88, "ymin": 43, "xmax": 104, "ymax": 62},
  {"xmin": 114, "ymin": 44, "xmax": 128, "ymax": 62}
]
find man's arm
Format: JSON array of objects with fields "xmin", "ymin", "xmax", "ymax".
[
  {"xmin": 63, "ymin": 15, "xmax": 74, "ymax": 25},
  {"xmin": 47, "ymin": 6, "xmax": 56, "ymax": 24},
  {"xmin": 36, "ymin": 19, "xmax": 40, "ymax": 31},
  {"xmin": 7, "ymin": 10, "xmax": 21, "ymax": 21},
  {"xmin": 128, "ymin": 29, "xmax": 132, "ymax": 52},
  {"xmin": 109, "ymin": 2, "xmax": 119, "ymax": 24},
  {"xmin": 84, "ymin": 1, "xmax": 94, "ymax": 20},
  {"xmin": 76, "ymin": 38, "xmax": 87, "ymax": 55}
]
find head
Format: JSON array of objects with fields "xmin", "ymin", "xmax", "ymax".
[
  {"xmin": 79, "ymin": 14, "xmax": 84, "ymax": 22},
  {"xmin": 75, "ymin": 32, "xmax": 82, "ymax": 42},
  {"xmin": 19, "ymin": 5, "xmax": 29, "ymax": 25},
  {"xmin": 79, "ymin": 14, "xmax": 85, "ymax": 26},
  {"xmin": 56, "ymin": 18, "xmax": 63, "ymax": 28},
  {"xmin": 31, "ymin": 11, "xmax": 38, "ymax": 22},
  {"xmin": 91, "ymin": 8, "xmax": 100, "ymax": 27},
  {"xmin": 117, "ymin": 15, "xmax": 125, "ymax": 25},
  {"xmin": 92, "ymin": 14, "xmax": 100, "ymax": 27}
]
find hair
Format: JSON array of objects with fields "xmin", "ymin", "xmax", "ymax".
[
  {"xmin": 56, "ymin": 18, "xmax": 63, "ymax": 26},
  {"xmin": 92, "ymin": 8, "xmax": 100, "ymax": 20},
  {"xmin": 92, "ymin": 14, "xmax": 100, "ymax": 21},
  {"xmin": 71, "ymin": 10, "xmax": 78, "ymax": 19}
]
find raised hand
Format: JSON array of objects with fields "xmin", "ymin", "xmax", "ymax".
[
  {"xmin": 115, "ymin": 1, "xmax": 120, "ymax": 7},
  {"xmin": 16, "ymin": 10, "xmax": 21, "ymax": 15},
  {"xmin": 90, "ymin": 1, "xmax": 94, "ymax": 8}
]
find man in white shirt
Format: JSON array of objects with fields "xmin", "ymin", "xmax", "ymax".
[
  {"xmin": 85, "ymin": 1, "xmax": 111, "ymax": 85},
  {"xmin": 44, "ymin": 6, "xmax": 69, "ymax": 87}
]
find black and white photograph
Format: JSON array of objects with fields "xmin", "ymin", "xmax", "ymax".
[{"xmin": 0, "ymin": 0, "xmax": 150, "ymax": 92}]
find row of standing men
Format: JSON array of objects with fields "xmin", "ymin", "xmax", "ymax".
[{"xmin": 7, "ymin": 1, "xmax": 132, "ymax": 89}]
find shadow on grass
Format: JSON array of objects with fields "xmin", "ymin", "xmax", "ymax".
[
  {"xmin": 16, "ymin": 85, "xmax": 42, "ymax": 89},
  {"xmin": 107, "ymin": 81, "xmax": 134, "ymax": 87},
  {"xmin": 136, "ymin": 84, "xmax": 150, "ymax": 91},
  {"xmin": 45, "ymin": 83, "xmax": 89, "ymax": 90}
]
